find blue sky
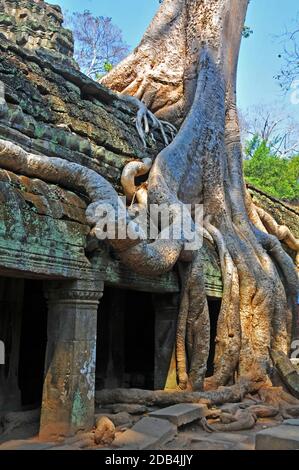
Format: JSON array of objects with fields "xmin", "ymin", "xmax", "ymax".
[{"xmin": 53, "ymin": 0, "xmax": 299, "ymax": 116}]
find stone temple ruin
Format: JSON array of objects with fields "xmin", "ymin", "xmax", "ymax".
[{"xmin": 0, "ymin": 0, "xmax": 298, "ymax": 445}]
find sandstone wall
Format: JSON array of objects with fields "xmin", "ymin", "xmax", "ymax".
[
  {"xmin": 248, "ymin": 185, "xmax": 299, "ymax": 239},
  {"xmin": 0, "ymin": 0, "xmax": 74, "ymax": 58}
]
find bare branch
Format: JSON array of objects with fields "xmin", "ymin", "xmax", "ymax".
[
  {"xmin": 64, "ymin": 10, "xmax": 129, "ymax": 79},
  {"xmin": 240, "ymin": 103, "xmax": 299, "ymax": 157},
  {"xmin": 276, "ymin": 13, "xmax": 299, "ymax": 91}
]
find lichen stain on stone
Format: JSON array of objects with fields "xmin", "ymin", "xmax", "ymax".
[
  {"xmin": 71, "ymin": 390, "xmax": 86, "ymax": 427},
  {"xmin": 60, "ymin": 373, "xmax": 71, "ymax": 405},
  {"xmin": 80, "ymin": 343, "xmax": 96, "ymax": 401}
]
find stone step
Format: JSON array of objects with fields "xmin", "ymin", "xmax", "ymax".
[
  {"xmin": 149, "ymin": 403, "xmax": 207, "ymax": 427},
  {"xmin": 0, "ymin": 440, "xmax": 56, "ymax": 450},
  {"xmin": 256, "ymin": 425, "xmax": 299, "ymax": 450},
  {"xmin": 111, "ymin": 417, "xmax": 177, "ymax": 450},
  {"xmin": 49, "ymin": 445, "xmax": 81, "ymax": 450},
  {"xmin": 283, "ymin": 419, "xmax": 299, "ymax": 427}
]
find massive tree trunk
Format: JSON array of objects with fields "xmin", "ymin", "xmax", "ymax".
[
  {"xmin": 101, "ymin": 0, "xmax": 188, "ymax": 126},
  {"xmin": 101, "ymin": 0, "xmax": 245, "ymax": 128},
  {"xmin": 102, "ymin": 0, "xmax": 299, "ymax": 391},
  {"xmin": 0, "ymin": 0, "xmax": 298, "ymax": 399}
]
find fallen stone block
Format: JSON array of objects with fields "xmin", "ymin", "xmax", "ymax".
[
  {"xmin": 50, "ymin": 445, "xmax": 80, "ymax": 450},
  {"xmin": 16, "ymin": 442, "xmax": 56, "ymax": 450},
  {"xmin": 256, "ymin": 425, "xmax": 299, "ymax": 450},
  {"xmin": 283, "ymin": 419, "xmax": 299, "ymax": 426},
  {"xmin": 111, "ymin": 417, "xmax": 177, "ymax": 450},
  {"xmin": 111, "ymin": 430, "xmax": 157, "ymax": 450},
  {"xmin": 0, "ymin": 441, "xmax": 56, "ymax": 450},
  {"xmin": 149, "ymin": 403, "xmax": 207, "ymax": 427}
]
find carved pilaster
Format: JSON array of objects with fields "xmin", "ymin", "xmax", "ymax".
[{"xmin": 39, "ymin": 278, "xmax": 103, "ymax": 441}]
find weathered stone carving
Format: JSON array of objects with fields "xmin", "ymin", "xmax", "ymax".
[
  {"xmin": 40, "ymin": 279, "xmax": 103, "ymax": 439},
  {"xmin": 0, "ymin": 0, "xmax": 74, "ymax": 60}
]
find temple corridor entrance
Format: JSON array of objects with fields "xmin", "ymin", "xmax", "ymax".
[
  {"xmin": 206, "ymin": 298, "xmax": 222, "ymax": 378},
  {"xmin": 19, "ymin": 280, "xmax": 47, "ymax": 407},
  {"xmin": 96, "ymin": 288, "xmax": 223, "ymax": 390},
  {"xmin": 96, "ymin": 287, "xmax": 155, "ymax": 390},
  {"xmin": 0, "ymin": 277, "xmax": 47, "ymax": 412},
  {"xmin": 124, "ymin": 290, "xmax": 155, "ymax": 389}
]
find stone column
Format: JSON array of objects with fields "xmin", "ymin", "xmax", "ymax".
[
  {"xmin": 39, "ymin": 278, "xmax": 103, "ymax": 441},
  {"xmin": 153, "ymin": 294, "xmax": 179, "ymax": 390}
]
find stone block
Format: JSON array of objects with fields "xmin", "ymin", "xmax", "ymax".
[
  {"xmin": 112, "ymin": 417, "xmax": 176, "ymax": 450},
  {"xmin": 256, "ymin": 425, "xmax": 299, "ymax": 450},
  {"xmin": 50, "ymin": 445, "xmax": 80, "ymax": 450},
  {"xmin": 283, "ymin": 419, "xmax": 299, "ymax": 426},
  {"xmin": 149, "ymin": 403, "xmax": 207, "ymax": 427},
  {"xmin": 0, "ymin": 441, "xmax": 55, "ymax": 450},
  {"xmin": 112, "ymin": 430, "xmax": 157, "ymax": 450}
]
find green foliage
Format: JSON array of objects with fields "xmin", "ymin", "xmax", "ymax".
[
  {"xmin": 103, "ymin": 61, "xmax": 113, "ymax": 73},
  {"xmin": 244, "ymin": 137, "xmax": 299, "ymax": 201},
  {"xmin": 242, "ymin": 25, "xmax": 253, "ymax": 38},
  {"xmin": 95, "ymin": 62, "xmax": 113, "ymax": 80}
]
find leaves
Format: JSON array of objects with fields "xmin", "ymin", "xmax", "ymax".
[
  {"xmin": 242, "ymin": 25, "xmax": 253, "ymax": 39},
  {"xmin": 244, "ymin": 137, "xmax": 299, "ymax": 201}
]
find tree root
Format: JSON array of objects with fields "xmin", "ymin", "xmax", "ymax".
[
  {"xmin": 252, "ymin": 386, "xmax": 299, "ymax": 421},
  {"xmin": 117, "ymin": 94, "xmax": 177, "ymax": 148},
  {"xmin": 280, "ymin": 405, "xmax": 299, "ymax": 419},
  {"xmin": 270, "ymin": 350, "xmax": 299, "ymax": 399},
  {"xmin": 247, "ymin": 404, "xmax": 279, "ymax": 418},
  {"xmin": 200, "ymin": 403, "xmax": 279, "ymax": 433},
  {"xmin": 204, "ymin": 218, "xmax": 241, "ymax": 389},
  {"xmin": 199, "ymin": 417, "xmax": 215, "ymax": 433},
  {"xmin": 95, "ymin": 377, "xmax": 265, "ymax": 408},
  {"xmin": 254, "ymin": 206, "xmax": 299, "ymax": 272},
  {"xmin": 95, "ymin": 383, "xmax": 287, "ymax": 435},
  {"xmin": 176, "ymin": 252, "xmax": 210, "ymax": 391},
  {"xmin": 0, "ymin": 138, "xmax": 184, "ymax": 276},
  {"xmin": 207, "ymin": 409, "xmax": 257, "ymax": 432},
  {"xmin": 258, "ymin": 386, "xmax": 299, "ymax": 407},
  {"xmin": 121, "ymin": 157, "xmax": 152, "ymax": 205}
]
